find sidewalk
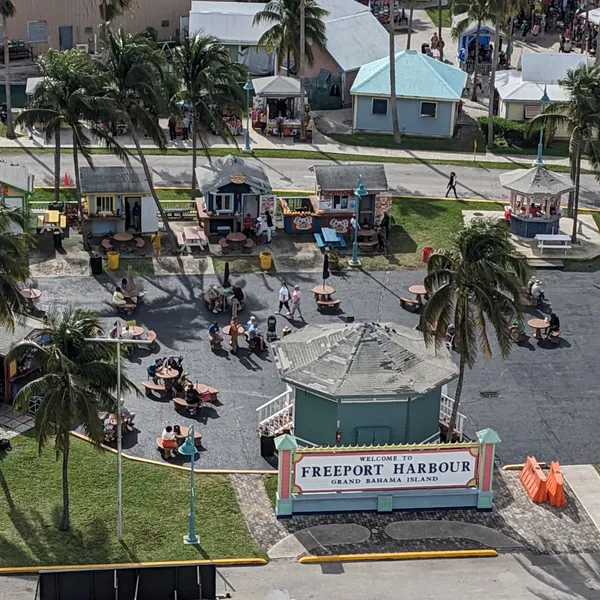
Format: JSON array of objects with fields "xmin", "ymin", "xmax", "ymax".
[{"xmin": 563, "ymin": 465, "xmax": 600, "ymax": 536}]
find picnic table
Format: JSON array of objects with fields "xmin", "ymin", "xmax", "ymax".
[
  {"xmin": 314, "ymin": 228, "xmax": 347, "ymax": 251},
  {"xmin": 528, "ymin": 317, "xmax": 549, "ymax": 340},
  {"xmin": 122, "ymin": 325, "xmax": 145, "ymax": 339},
  {"xmin": 38, "ymin": 210, "xmax": 66, "ymax": 234},
  {"xmin": 175, "ymin": 426, "xmax": 202, "ymax": 447},
  {"xmin": 322, "ymin": 227, "xmax": 339, "ymax": 245},
  {"xmin": 535, "ymin": 233, "xmax": 572, "ymax": 254},
  {"xmin": 227, "ymin": 232, "xmax": 247, "ymax": 252},
  {"xmin": 20, "ymin": 288, "xmax": 41, "ymax": 311},
  {"xmin": 114, "ymin": 232, "xmax": 134, "ymax": 244},
  {"xmin": 312, "ymin": 285, "xmax": 341, "ymax": 312},
  {"xmin": 408, "ymin": 285, "xmax": 428, "ymax": 303},
  {"xmin": 358, "ymin": 228, "xmax": 376, "ymax": 241},
  {"xmin": 156, "ymin": 367, "xmax": 179, "ymax": 380}
]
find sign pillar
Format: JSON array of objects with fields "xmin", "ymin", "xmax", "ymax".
[
  {"xmin": 274, "ymin": 434, "xmax": 298, "ymax": 517},
  {"xmin": 476, "ymin": 428, "xmax": 501, "ymax": 510}
]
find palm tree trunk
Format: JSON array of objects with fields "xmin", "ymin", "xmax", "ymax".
[
  {"xmin": 571, "ymin": 145, "xmax": 582, "ymax": 243},
  {"xmin": 407, "ymin": 6, "xmax": 414, "ymax": 50},
  {"xmin": 486, "ymin": 27, "xmax": 500, "ymax": 149},
  {"xmin": 58, "ymin": 433, "xmax": 70, "ymax": 530},
  {"xmin": 299, "ymin": 0, "xmax": 306, "ymax": 141},
  {"xmin": 470, "ymin": 23, "xmax": 482, "ymax": 102},
  {"xmin": 191, "ymin": 108, "xmax": 198, "ymax": 193},
  {"xmin": 129, "ymin": 124, "xmax": 174, "ymax": 244},
  {"xmin": 3, "ymin": 16, "xmax": 15, "ymax": 140},
  {"xmin": 71, "ymin": 143, "xmax": 88, "ymax": 250},
  {"xmin": 567, "ymin": 154, "xmax": 576, "ymax": 217},
  {"xmin": 54, "ymin": 129, "xmax": 61, "ymax": 204},
  {"xmin": 446, "ymin": 354, "xmax": 466, "ymax": 442},
  {"xmin": 438, "ymin": 0, "xmax": 444, "ymax": 61},
  {"xmin": 388, "ymin": 5, "xmax": 401, "ymax": 143}
]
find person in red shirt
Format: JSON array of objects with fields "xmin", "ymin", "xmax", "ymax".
[
  {"xmin": 242, "ymin": 213, "xmax": 253, "ymax": 236},
  {"xmin": 529, "ymin": 204, "xmax": 539, "ymax": 217}
]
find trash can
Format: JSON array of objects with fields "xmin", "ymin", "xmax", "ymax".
[
  {"xmin": 259, "ymin": 251, "xmax": 273, "ymax": 270},
  {"xmin": 260, "ymin": 432, "xmax": 275, "ymax": 458},
  {"xmin": 422, "ymin": 246, "xmax": 434, "ymax": 263},
  {"xmin": 90, "ymin": 253, "xmax": 103, "ymax": 276},
  {"xmin": 107, "ymin": 251, "xmax": 120, "ymax": 270}
]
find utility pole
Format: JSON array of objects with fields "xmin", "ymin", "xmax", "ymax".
[{"xmin": 299, "ymin": 0, "xmax": 306, "ymax": 141}]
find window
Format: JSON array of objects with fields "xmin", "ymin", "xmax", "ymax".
[
  {"xmin": 96, "ymin": 196, "xmax": 114, "ymax": 213},
  {"xmin": 27, "ymin": 21, "xmax": 47, "ymax": 43},
  {"xmin": 333, "ymin": 195, "xmax": 348, "ymax": 209},
  {"xmin": 525, "ymin": 105, "xmax": 540, "ymax": 119},
  {"xmin": 372, "ymin": 98, "xmax": 388, "ymax": 115},
  {"xmin": 215, "ymin": 193, "xmax": 234, "ymax": 213},
  {"xmin": 420, "ymin": 101, "xmax": 438, "ymax": 118}
]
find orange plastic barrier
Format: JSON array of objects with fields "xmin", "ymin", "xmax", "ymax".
[
  {"xmin": 546, "ymin": 461, "xmax": 566, "ymax": 507},
  {"xmin": 520, "ymin": 456, "xmax": 547, "ymax": 503}
]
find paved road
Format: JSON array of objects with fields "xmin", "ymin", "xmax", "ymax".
[
  {"xmin": 2, "ymin": 554, "xmax": 600, "ymax": 599},
  {"xmin": 11, "ymin": 151, "xmax": 600, "ymax": 207}
]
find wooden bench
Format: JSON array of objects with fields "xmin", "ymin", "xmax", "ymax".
[
  {"xmin": 134, "ymin": 238, "xmax": 146, "ymax": 254},
  {"xmin": 173, "ymin": 396, "xmax": 201, "ymax": 415},
  {"xmin": 114, "ymin": 302, "xmax": 136, "ymax": 315},
  {"xmin": 316, "ymin": 299, "xmax": 341, "ymax": 312},
  {"xmin": 205, "ymin": 386, "xmax": 219, "ymax": 403},
  {"xmin": 359, "ymin": 240, "xmax": 378, "ymax": 253},
  {"xmin": 243, "ymin": 238, "xmax": 255, "ymax": 254},
  {"xmin": 101, "ymin": 239, "xmax": 113, "ymax": 251},
  {"xmin": 219, "ymin": 238, "xmax": 230, "ymax": 255},
  {"xmin": 547, "ymin": 330, "xmax": 561, "ymax": 344},
  {"xmin": 336, "ymin": 233, "xmax": 347, "ymax": 248},
  {"xmin": 176, "ymin": 231, "xmax": 186, "ymax": 253},
  {"xmin": 400, "ymin": 296, "xmax": 421, "ymax": 312},
  {"xmin": 145, "ymin": 330, "xmax": 157, "ymax": 349},
  {"xmin": 143, "ymin": 381, "xmax": 167, "ymax": 398},
  {"xmin": 313, "ymin": 233, "xmax": 326, "ymax": 249}
]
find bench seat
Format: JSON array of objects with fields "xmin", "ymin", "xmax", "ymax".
[
  {"xmin": 400, "ymin": 296, "xmax": 421, "ymax": 311},
  {"xmin": 317, "ymin": 299, "xmax": 341, "ymax": 312},
  {"xmin": 219, "ymin": 237, "xmax": 230, "ymax": 255},
  {"xmin": 101, "ymin": 239, "xmax": 113, "ymax": 251},
  {"xmin": 314, "ymin": 233, "xmax": 325, "ymax": 249},
  {"xmin": 244, "ymin": 238, "xmax": 255, "ymax": 254}
]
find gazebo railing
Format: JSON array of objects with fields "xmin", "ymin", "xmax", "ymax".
[
  {"xmin": 440, "ymin": 392, "xmax": 466, "ymax": 441},
  {"xmin": 257, "ymin": 385, "xmax": 294, "ymax": 435}
]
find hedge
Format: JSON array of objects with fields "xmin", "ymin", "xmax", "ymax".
[{"xmin": 477, "ymin": 116, "xmax": 538, "ymax": 147}]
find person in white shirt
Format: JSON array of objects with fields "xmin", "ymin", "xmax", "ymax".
[
  {"xmin": 290, "ymin": 285, "xmax": 303, "ymax": 320},
  {"xmin": 161, "ymin": 425, "xmax": 177, "ymax": 458},
  {"xmin": 276, "ymin": 281, "xmax": 291, "ymax": 315}
]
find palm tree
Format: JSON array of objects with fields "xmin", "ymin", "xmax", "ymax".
[
  {"xmin": 452, "ymin": 0, "xmax": 491, "ymax": 102},
  {"xmin": 406, "ymin": 1, "xmax": 416, "ymax": 50},
  {"xmin": 419, "ymin": 218, "xmax": 528, "ymax": 441},
  {"xmin": 6, "ymin": 307, "xmax": 135, "ymax": 531},
  {"xmin": 437, "ymin": 0, "xmax": 444, "ymax": 61},
  {"xmin": 0, "ymin": 0, "xmax": 16, "ymax": 139},
  {"xmin": 171, "ymin": 34, "xmax": 246, "ymax": 191},
  {"xmin": 0, "ymin": 201, "xmax": 29, "ymax": 328},
  {"xmin": 18, "ymin": 49, "xmax": 126, "ymax": 245},
  {"xmin": 254, "ymin": 0, "xmax": 328, "ymax": 77},
  {"xmin": 98, "ymin": 0, "xmax": 134, "ymax": 22},
  {"xmin": 528, "ymin": 65, "xmax": 600, "ymax": 242},
  {"xmin": 389, "ymin": 4, "xmax": 401, "ymax": 143},
  {"xmin": 99, "ymin": 26, "xmax": 174, "ymax": 240}
]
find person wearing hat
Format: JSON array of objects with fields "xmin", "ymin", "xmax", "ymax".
[{"xmin": 254, "ymin": 217, "xmax": 266, "ymax": 245}]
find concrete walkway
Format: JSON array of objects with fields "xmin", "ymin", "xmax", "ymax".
[{"xmin": 563, "ymin": 465, "xmax": 600, "ymax": 535}]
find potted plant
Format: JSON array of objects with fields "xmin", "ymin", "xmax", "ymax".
[{"xmin": 327, "ymin": 247, "xmax": 341, "ymax": 270}]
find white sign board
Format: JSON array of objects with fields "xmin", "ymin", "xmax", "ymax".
[{"xmin": 293, "ymin": 448, "xmax": 478, "ymax": 493}]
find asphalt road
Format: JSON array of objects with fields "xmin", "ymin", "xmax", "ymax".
[
  {"xmin": 2, "ymin": 554, "xmax": 600, "ymax": 599},
  {"xmin": 11, "ymin": 151, "xmax": 600, "ymax": 207}
]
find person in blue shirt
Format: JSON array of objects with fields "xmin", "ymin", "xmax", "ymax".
[
  {"xmin": 246, "ymin": 316, "xmax": 265, "ymax": 350},
  {"xmin": 208, "ymin": 321, "xmax": 222, "ymax": 348}
]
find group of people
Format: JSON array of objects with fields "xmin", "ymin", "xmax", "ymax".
[
  {"xmin": 206, "ymin": 284, "xmax": 245, "ymax": 314},
  {"xmin": 103, "ymin": 406, "xmax": 136, "ymax": 443},
  {"xmin": 148, "ymin": 355, "xmax": 185, "ymax": 383},
  {"xmin": 160, "ymin": 424, "xmax": 185, "ymax": 458},
  {"xmin": 349, "ymin": 211, "xmax": 391, "ymax": 253},
  {"xmin": 167, "ymin": 106, "xmax": 191, "ymax": 142},
  {"xmin": 276, "ymin": 281, "xmax": 303, "ymax": 320},
  {"xmin": 208, "ymin": 314, "xmax": 267, "ymax": 353},
  {"xmin": 242, "ymin": 209, "xmax": 275, "ymax": 245}
]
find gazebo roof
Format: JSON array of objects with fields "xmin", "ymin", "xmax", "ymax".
[
  {"xmin": 499, "ymin": 166, "xmax": 573, "ymax": 196},
  {"xmin": 253, "ymin": 75, "xmax": 301, "ymax": 98},
  {"xmin": 271, "ymin": 322, "xmax": 458, "ymax": 398},
  {"xmin": 196, "ymin": 155, "xmax": 271, "ymax": 196}
]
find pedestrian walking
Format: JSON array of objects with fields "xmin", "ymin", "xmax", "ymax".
[
  {"xmin": 182, "ymin": 114, "xmax": 190, "ymax": 140},
  {"xmin": 276, "ymin": 281, "xmax": 291, "ymax": 315},
  {"xmin": 377, "ymin": 225, "xmax": 387, "ymax": 253},
  {"xmin": 168, "ymin": 114, "xmax": 177, "ymax": 141},
  {"xmin": 380, "ymin": 210, "xmax": 390, "ymax": 239},
  {"xmin": 265, "ymin": 209, "xmax": 274, "ymax": 243},
  {"xmin": 260, "ymin": 110, "xmax": 267, "ymax": 135},
  {"xmin": 151, "ymin": 231, "xmax": 162, "ymax": 260},
  {"xmin": 445, "ymin": 172, "xmax": 458, "ymax": 198},
  {"xmin": 290, "ymin": 285, "xmax": 303, "ymax": 320}
]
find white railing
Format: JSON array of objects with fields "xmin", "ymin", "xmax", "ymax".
[
  {"xmin": 294, "ymin": 435, "xmax": 318, "ymax": 447},
  {"xmin": 256, "ymin": 385, "xmax": 294, "ymax": 435},
  {"xmin": 420, "ymin": 431, "xmax": 441, "ymax": 444},
  {"xmin": 440, "ymin": 393, "xmax": 466, "ymax": 441}
]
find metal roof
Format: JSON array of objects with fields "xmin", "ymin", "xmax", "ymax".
[
  {"xmin": 499, "ymin": 166, "xmax": 573, "ymax": 196},
  {"xmin": 253, "ymin": 76, "xmax": 301, "ymax": 98},
  {"xmin": 196, "ymin": 155, "xmax": 271, "ymax": 196},
  {"xmin": 314, "ymin": 164, "xmax": 388, "ymax": 191},
  {"xmin": 0, "ymin": 315, "xmax": 46, "ymax": 357},
  {"xmin": 0, "ymin": 160, "xmax": 34, "ymax": 193},
  {"xmin": 79, "ymin": 167, "xmax": 150, "ymax": 195},
  {"xmin": 272, "ymin": 322, "xmax": 458, "ymax": 398},
  {"xmin": 351, "ymin": 50, "xmax": 467, "ymax": 101}
]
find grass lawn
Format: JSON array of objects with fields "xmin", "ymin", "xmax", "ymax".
[
  {"xmin": 490, "ymin": 139, "xmax": 570, "ymax": 158},
  {"xmin": 425, "ymin": 7, "xmax": 453, "ymax": 27},
  {"xmin": 213, "ymin": 256, "xmax": 268, "ymax": 275},
  {"xmin": 359, "ymin": 197, "xmax": 506, "ymax": 270},
  {"xmin": 263, "ymin": 475, "xmax": 277, "ymax": 509},
  {"xmin": 0, "ymin": 432, "xmax": 263, "ymax": 567},
  {"xmin": 103, "ymin": 257, "xmax": 156, "ymax": 277}
]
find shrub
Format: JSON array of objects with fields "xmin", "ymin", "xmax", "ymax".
[{"xmin": 477, "ymin": 116, "xmax": 537, "ymax": 147}]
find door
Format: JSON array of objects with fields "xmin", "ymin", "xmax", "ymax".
[
  {"xmin": 243, "ymin": 194, "xmax": 259, "ymax": 218},
  {"xmin": 140, "ymin": 196, "xmax": 158, "ymax": 233},
  {"xmin": 179, "ymin": 16, "xmax": 189, "ymax": 42},
  {"xmin": 59, "ymin": 26, "xmax": 73, "ymax": 51},
  {"xmin": 358, "ymin": 194, "xmax": 375, "ymax": 228}
]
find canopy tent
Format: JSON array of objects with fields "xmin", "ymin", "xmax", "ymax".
[
  {"xmin": 452, "ymin": 13, "xmax": 507, "ymax": 53},
  {"xmin": 252, "ymin": 76, "xmax": 302, "ymax": 98},
  {"xmin": 499, "ymin": 166, "xmax": 573, "ymax": 197}
]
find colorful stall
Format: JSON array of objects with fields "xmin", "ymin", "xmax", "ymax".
[{"xmin": 0, "ymin": 161, "xmax": 35, "ymax": 232}]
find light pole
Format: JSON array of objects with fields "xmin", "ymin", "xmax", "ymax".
[
  {"xmin": 178, "ymin": 426, "xmax": 199, "ymax": 544},
  {"xmin": 85, "ymin": 335, "xmax": 155, "ymax": 543},
  {"xmin": 348, "ymin": 175, "xmax": 367, "ymax": 267},
  {"xmin": 243, "ymin": 74, "xmax": 254, "ymax": 153},
  {"xmin": 533, "ymin": 85, "xmax": 550, "ymax": 167}
]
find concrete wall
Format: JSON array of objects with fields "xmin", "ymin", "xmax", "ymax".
[
  {"xmin": 294, "ymin": 388, "xmax": 338, "ymax": 446},
  {"xmin": 3, "ymin": 0, "xmax": 190, "ymax": 54},
  {"xmin": 405, "ymin": 389, "xmax": 441, "ymax": 443},
  {"xmin": 353, "ymin": 95, "xmax": 455, "ymax": 137}
]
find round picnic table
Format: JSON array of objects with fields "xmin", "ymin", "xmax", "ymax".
[
  {"xmin": 113, "ymin": 232, "xmax": 134, "ymax": 243},
  {"xmin": 408, "ymin": 284, "xmax": 428, "ymax": 303},
  {"xmin": 123, "ymin": 325, "xmax": 144, "ymax": 338},
  {"xmin": 222, "ymin": 324, "xmax": 244, "ymax": 336},
  {"xmin": 156, "ymin": 367, "xmax": 179, "ymax": 380},
  {"xmin": 20, "ymin": 288, "xmax": 42, "ymax": 311},
  {"xmin": 227, "ymin": 232, "xmax": 246, "ymax": 252},
  {"xmin": 175, "ymin": 426, "xmax": 202, "ymax": 446},
  {"xmin": 312, "ymin": 285, "xmax": 335, "ymax": 301},
  {"xmin": 528, "ymin": 318, "xmax": 549, "ymax": 340},
  {"xmin": 358, "ymin": 229, "xmax": 376, "ymax": 240}
]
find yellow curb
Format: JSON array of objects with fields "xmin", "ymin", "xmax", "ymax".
[
  {"xmin": 298, "ymin": 549, "xmax": 498, "ymax": 564},
  {"xmin": 0, "ymin": 558, "xmax": 267, "ymax": 575},
  {"xmin": 69, "ymin": 431, "xmax": 273, "ymax": 475},
  {"xmin": 502, "ymin": 462, "xmax": 547, "ymax": 470}
]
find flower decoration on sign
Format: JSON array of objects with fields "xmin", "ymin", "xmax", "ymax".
[
  {"xmin": 293, "ymin": 215, "xmax": 313, "ymax": 231},
  {"xmin": 1, "ymin": 185, "xmax": 8, "ymax": 197},
  {"xmin": 329, "ymin": 218, "xmax": 349, "ymax": 233}
]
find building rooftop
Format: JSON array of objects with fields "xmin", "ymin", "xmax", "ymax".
[
  {"xmin": 0, "ymin": 315, "xmax": 46, "ymax": 357},
  {"xmin": 351, "ymin": 50, "xmax": 467, "ymax": 101},
  {"xmin": 499, "ymin": 165, "xmax": 574, "ymax": 196},
  {"xmin": 80, "ymin": 167, "xmax": 150, "ymax": 195},
  {"xmin": 253, "ymin": 75, "xmax": 301, "ymax": 98},
  {"xmin": 0, "ymin": 160, "xmax": 34, "ymax": 193},
  {"xmin": 314, "ymin": 164, "xmax": 388, "ymax": 191},
  {"xmin": 272, "ymin": 322, "xmax": 458, "ymax": 398},
  {"xmin": 196, "ymin": 155, "xmax": 271, "ymax": 196}
]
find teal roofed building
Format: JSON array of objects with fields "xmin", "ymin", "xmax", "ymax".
[{"xmin": 350, "ymin": 50, "xmax": 468, "ymax": 138}]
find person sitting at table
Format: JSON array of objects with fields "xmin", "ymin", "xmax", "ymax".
[
  {"xmin": 545, "ymin": 312, "xmax": 560, "ymax": 337},
  {"xmin": 185, "ymin": 385, "xmax": 200, "ymax": 405},
  {"xmin": 121, "ymin": 406, "xmax": 136, "ymax": 430},
  {"xmin": 167, "ymin": 355, "xmax": 184, "ymax": 376},
  {"xmin": 173, "ymin": 424, "xmax": 182, "ymax": 437},
  {"xmin": 113, "ymin": 287, "xmax": 127, "ymax": 308},
  {"xmin": 531, "ymin": 279, "xmax": 545, "ymax": 302},
  {"xmin": 242, "ymin": 213, "xmax": 253, "ymax": 236},
  {"xmin": 109, "ymin": 321, "xmax": 120, "ymax": 339},
  {"xmin": 103, "ymin": 415, "xmax": 117, "ymax": 443},
  {"xmin": 206, "ymin": 285, "xmax": 222, "ymax": 314},
  {"xmin": 232, "ymin": 286, "xmax": 245, "ymax": 309},
  {"xmin": 247, "ymin": 316, "xmax": 266, "ymax": 351},
  {"xmin": 161, "ymin": 425, "xmax": 178, "ymax": 458},
  {"xmin": 208, "ymin": 321, "xmax": 223, "ymax": 348}
]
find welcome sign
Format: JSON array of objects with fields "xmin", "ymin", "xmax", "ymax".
[{"xmin": 292, "ymin": 447, "xmax": 478, "ymax": 493}]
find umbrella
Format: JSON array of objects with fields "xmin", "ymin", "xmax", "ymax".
[
  {"xmin": 322, "ymin": 254, "xmax": 330, "ymax": 287},
  {"xmin": 223, "ymin": 262, "xmax": 231, "ymax": 289}
]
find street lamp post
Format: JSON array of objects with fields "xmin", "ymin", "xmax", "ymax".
[
  {"xmin": 85, "ymin": 335, "xmax": 154, "ymax": 543},
  {"xmin": 179, "ymin": 426, "xmax": 199, "ymax": 544},
  {"xmin": 533, "ymin": 85, "xmax": 550, "ymax": 166},
  {"xmin": 243, "ymin": 74, "xmax": 254, "ymax": 153},
  {"xmin": 348, "ymin": 175, "xmax": 367, "ymax": 268}
]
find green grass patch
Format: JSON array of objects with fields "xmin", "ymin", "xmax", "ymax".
[
  {"xmin": 490, "ymin": 139, "xmax": 570, "ymax": 158},
  {"xmin": 212, "ymin": 256, "xmax": 268, "ymax": 275},
  {"xmin": 425, "ymin": 7, "xmax": 453, "ymax": 27},
  {"xmin": 263, "ymin": 475, "xmax": 277, "ymax": 509},
  {"xmin": 0, "ymin": 432, "xmax": 263, "ymax": 567},
  {"xmin": 563, "ymin": 257, "xmax": 600, "ymax": 272},
  {"xmin": 103, "ymin": 257, "xmax": 156, "ymax": 277}
]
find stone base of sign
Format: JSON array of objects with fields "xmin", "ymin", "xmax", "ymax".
[
  {"xmin": 476, "ymin": 491, "xmax": 494, "ymax": 511},
  {"xmin": 275, "ymin": 493, "xmax": 293, "ymax": 517}
]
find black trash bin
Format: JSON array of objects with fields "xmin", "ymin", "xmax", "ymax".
[
  {"xmin": 90, "ymin": 253, "xmax": 103, "ymax": 276},
  {"xmin": 260, "ymin": 432, "xmax": 275, "ymax": 458},
  {"xmin": 53, "ymin": 231, "xmax": 63, "ymax": 251}
]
